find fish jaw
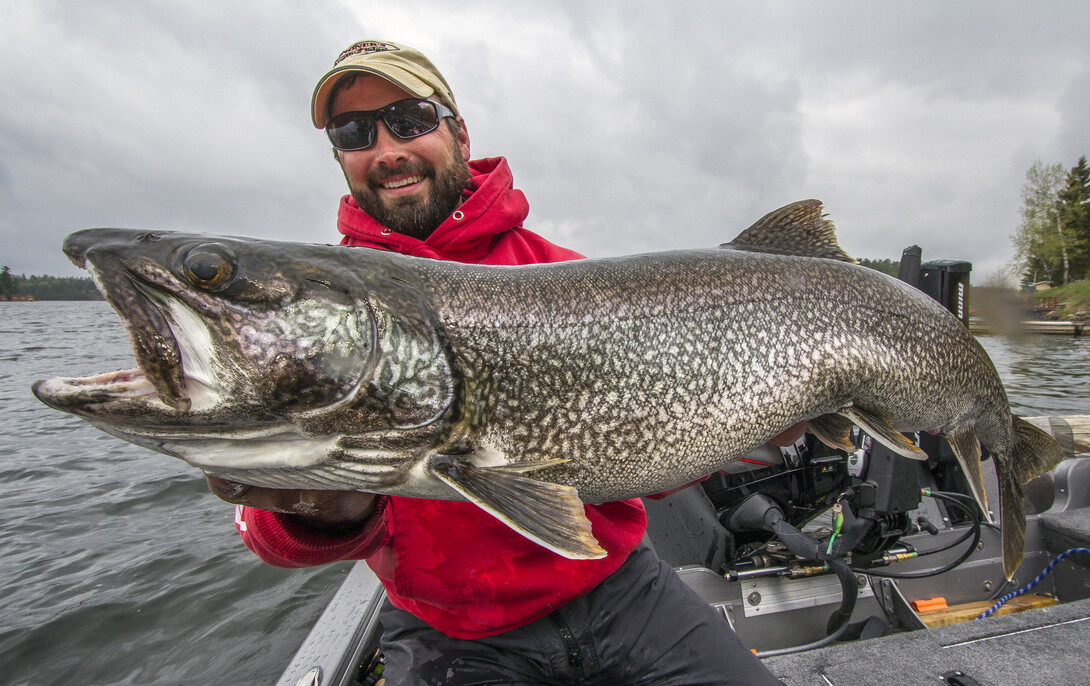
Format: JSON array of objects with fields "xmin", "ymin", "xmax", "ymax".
[
  {"xmin": 32, "ymin": 229, "xmax": 380, "ymax": 431},
  {"xmin": 30, "ymin": 269, "xmax": 226, "ymax": 420}
]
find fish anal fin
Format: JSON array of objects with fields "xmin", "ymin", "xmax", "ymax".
[
  {"xmin": 945, "ymin": 428, "xmax": 992, "ymax": 523},
  {"xmin": 809, "ymin": 413, "xmax": 856, "ymax": 452},
  {"xmin": 720, "ymin": 200, "xmax": 857, "ymax": 263},
  {"xmin": 428, "ymin": 456, "xmax": 606, "ymax": 560},
  {"xmin": 839, "ymin": 407, "xmax": 927, "ymax": 460}
]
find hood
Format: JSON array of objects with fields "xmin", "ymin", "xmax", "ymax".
[{"xmin": 337, "ymin": 157, "xmax": 530, "ymax": 261}]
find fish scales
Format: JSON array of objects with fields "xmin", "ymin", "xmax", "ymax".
[
  {"xmin": 413, "ymin": 249, "xmax": 1006, "ymax": 501},
  {"xmin": 32, "ymin": 200, "xmax": 1064, "ymax": 577}
]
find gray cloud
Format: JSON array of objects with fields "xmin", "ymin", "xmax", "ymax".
[{"xmin": 2, "ymin": 0, "xmax": 1088, "ymax": 282}]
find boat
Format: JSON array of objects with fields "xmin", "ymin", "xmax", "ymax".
[{"xmin": 275, "ymin": 252, "xmax": 1090, "ymax": 686}]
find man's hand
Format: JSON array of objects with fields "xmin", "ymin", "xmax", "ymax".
[
  {"xmin": 769, "ymin": 422, "xmax": 809, "ymax": 447},
  {"xmin": 205, "ymin": 474, "xmax": 376, "ymax": 530}
]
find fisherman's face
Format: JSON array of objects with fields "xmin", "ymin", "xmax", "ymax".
[{"xmin": 330, "ymin": 74, "xmax": 471, "ymax": 240}]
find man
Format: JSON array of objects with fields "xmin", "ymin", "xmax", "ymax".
[{"xmin": 207, "ymin": 40, "xmax": 785, "ymax": 685}]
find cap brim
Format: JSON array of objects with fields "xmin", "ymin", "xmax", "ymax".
[{"xmin": 310, "ymin": 64, "xmax": 435, "ymax": 128}]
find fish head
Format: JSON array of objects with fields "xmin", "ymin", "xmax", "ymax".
[{"xmin": 33, "ymin": 229, "xmax": 456, "ymax": 484}]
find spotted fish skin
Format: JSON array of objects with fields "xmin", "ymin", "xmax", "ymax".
[
  {"xmin": 32, "ymin": 200, "xmax": 1063, "ymax": 576},
  {"xmin": 429, "ymin": 249, "xmax": 998, "ymax": 498}
]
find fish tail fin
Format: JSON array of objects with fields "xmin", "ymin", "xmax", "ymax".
[
  {"xmin": 994, "ymin": 416, "xmax": 1064, "ymax": 580},
  {"xmin": 1010, "ymin": 415, "xmax": 1066, "ymax": 485},
  {"xmin": 946, "ymin": 428, "xmax": 992, "ymax": 523},
  {"xmin": 998, "ymin": 470, "xmax": 1026, "ymax": 581}
]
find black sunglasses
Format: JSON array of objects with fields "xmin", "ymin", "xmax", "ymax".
[{"xmin": 326, "ymin": 99, "xmax": 456, "ymax": 151}]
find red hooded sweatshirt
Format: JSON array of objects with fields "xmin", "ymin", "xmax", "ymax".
[{"xmin": 235, "ymin": 157, "xmax": 647, "ymax": 639}]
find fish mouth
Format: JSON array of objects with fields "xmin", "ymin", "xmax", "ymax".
[{"xmin": 33, "ymin": 264, "xmax": 219, "ymax": 420}]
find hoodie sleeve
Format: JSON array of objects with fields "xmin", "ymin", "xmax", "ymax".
[{"xmin": 234, "ymin": 497, "xmax": 390, "ymax": 568}]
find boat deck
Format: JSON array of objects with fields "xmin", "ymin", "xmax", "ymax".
[{"xmin": 766, "ymin": 595, "xmax": 1090, "ymax": 685}]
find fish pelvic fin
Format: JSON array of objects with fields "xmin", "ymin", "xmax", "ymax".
[
  {"xmin": 1010, "ymin": 415, "xmax": 1066, "ymax": 486},
  {"xmin": 720, "ymin": 199, "xmax": 858, "ymax": 263},
  {"xmin": 809, "ymin": 413, "xmax": 856, "ymax": 452},
  {"xmin": 839, "ymin": 406, "xmax": 927, "ymax": 460},
  {"xmin": 998, "ymin": 471, "xmax": 1026, "ymax": 581},
  {"xmin": 945, "ymin": 428, "xmax": 992, "ymax": 524},
  {"xmin": 428, "ymin": 456, "xmax": 607, "ymax": 560}
]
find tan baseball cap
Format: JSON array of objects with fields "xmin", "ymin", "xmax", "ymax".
[{"xmin": 311, "ymin": 40, "xmax": 459, "ymax": 128}]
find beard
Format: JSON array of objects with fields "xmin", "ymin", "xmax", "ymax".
[{"xmin": 346, "ymin": 137, "xmax": 471, "ymax": 241}]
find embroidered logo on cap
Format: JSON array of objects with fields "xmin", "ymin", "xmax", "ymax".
[{"xmin": 335, "ymin": 41, "xmax": 400, "ymax": 65}]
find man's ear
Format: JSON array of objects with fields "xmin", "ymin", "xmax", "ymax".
[{"xmin": 454, "ymin": 117, "xmax": 471, "ymax": 161}]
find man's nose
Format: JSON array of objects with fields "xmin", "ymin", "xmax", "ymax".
[{"xmin": 370, "ymin": 121, "xmax": 409, "ymax": 164}]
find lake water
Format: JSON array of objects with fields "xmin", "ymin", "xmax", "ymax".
[{"xmin": 1, "ymin": 301, "xmax": 1088, "ymax": 685}]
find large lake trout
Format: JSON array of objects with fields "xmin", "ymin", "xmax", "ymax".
[{"xmin": 33, "ymin": 200, "xmax": 1062, "ymax": 579}]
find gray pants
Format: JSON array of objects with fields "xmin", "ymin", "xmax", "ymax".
[{"xmin": 378, "ymin": 545, "xmax": 784, "ymax": 685}]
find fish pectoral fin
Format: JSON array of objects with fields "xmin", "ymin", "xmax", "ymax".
[
  {"xmin": 428, "ymin": 456, "xmax": 606, "ymax": 560},
  {"xmin": 500, "ymin": 458, "xmax": 572, "ymax": 474},
  {"xmin": 946, "ymin": 428, "xmax": 992, "ymax": 523},
  {"xmin": 809, "ymin": 413, "xmax": 856, "ymax": 452},
  {"xmin": 839, "ymin": 406, "xmax": 927, "ymax": 460}
]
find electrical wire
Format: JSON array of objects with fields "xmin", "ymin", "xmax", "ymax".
[{"xmin": 852, "ymin": 490, "xmax": 981, "ymax": 579}]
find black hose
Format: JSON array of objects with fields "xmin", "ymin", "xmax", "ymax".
[
  {"xmin": 754, "ymin": 509, "xmax": 861, "ymax": 658},
  {"xmin": 755, "ymin": 558, "xmax": 859, "ymax": 658},
  {"xmin": 823, "ymin": 558, "xmax": 859, "ymax": 634},
  {"xmin": 853, "ymin": 491, "xmax": 982, "ymax": 580}
]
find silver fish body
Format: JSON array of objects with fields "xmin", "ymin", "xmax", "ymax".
[{"xmin": 33, "ymin": 201, "xmax": 1062, "ymax": 578}]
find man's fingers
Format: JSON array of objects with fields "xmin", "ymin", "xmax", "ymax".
[
  {"xmin": 203, "ymin": 473, "xmax": 376, "ymax": 527},
  {"xmin": 205, "ymin": 474, "xmax": 253, "ymax": 504},
  {"xmin": 769, "ymin": 422, "xmax": 809, "ymax": 447}
]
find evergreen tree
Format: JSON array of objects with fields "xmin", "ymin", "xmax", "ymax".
[
  {"xmin": 1059, "ymin": 156, "xmax": 1090, "ymax": 279},
  {"xmin": 0, "ymin": 266, "xmax": 16, "ymax": 297},
  {"xmin": 1013, "ymin": 156, "xmax": 1090, "ymax": 286}
]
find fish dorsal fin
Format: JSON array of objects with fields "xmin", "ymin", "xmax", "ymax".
[{"xmin": 721, "ymin": 199, "xmax": 857, "ymax": 263}]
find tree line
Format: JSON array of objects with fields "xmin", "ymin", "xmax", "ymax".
[
  {"xmin": 0, "ymin": 267, "xmax": 102, "ymax": 300},
  {"xmin": 1012, "ymin": 156, "xmax": 1090, "ymax": 288}
]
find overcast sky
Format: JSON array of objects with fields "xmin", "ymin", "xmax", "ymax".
[{"xmin": 3, "ymin": 1, "xmax": 1088, "ymax": 282}]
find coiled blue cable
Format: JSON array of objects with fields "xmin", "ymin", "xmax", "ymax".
[{"xmin": 975, "ymin": 547, "xmax": 1090, "ymax": 620}]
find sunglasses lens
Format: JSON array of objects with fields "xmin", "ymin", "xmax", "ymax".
[
  {"xmin": 326, "ymin": 101, "xmax": 447, "ymax": 151},
  {"xmin": 327, "ymin": 112, "xmax": 375, "ymax": 151},
  {"xmin": 384, "ymin": 100, "xmax": 441, "ymax": 139}
]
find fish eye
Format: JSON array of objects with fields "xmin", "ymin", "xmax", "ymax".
[{"xmin": 181, "ymin": 243, "xmax": 237, "ymax": 291}]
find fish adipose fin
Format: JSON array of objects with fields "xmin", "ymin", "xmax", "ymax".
[
  {"xmin": 945, "ymin": 428, "xmax": 992, "ymax": 524},
  {"xmin": 809, "ymin": 413, "xmax": 856, "ymax": 452},
  {"xmin": 839, "ymin": 406, "xmax": 927, "ymax": 460},
  {"xmin": 720, "ymin": 199, "xmax": 858, "ymax": 263},
  {"xmin": 428, "ymin": 456, "xmax": 607, "ymax": 560}
]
